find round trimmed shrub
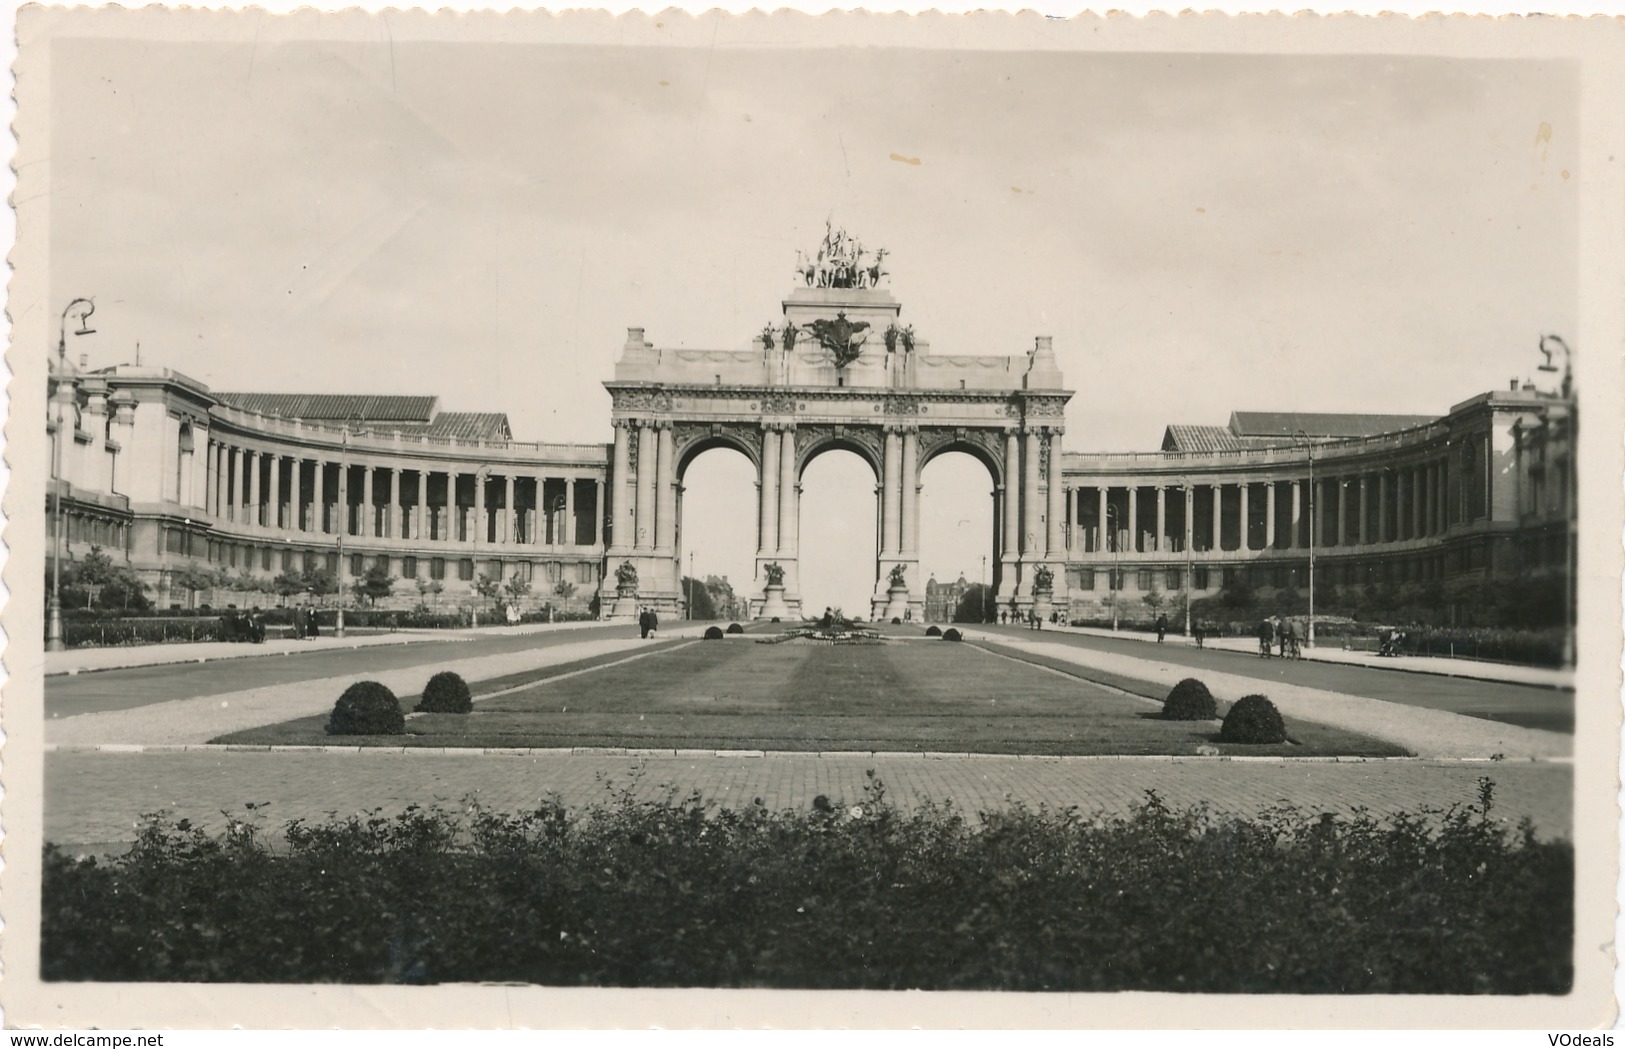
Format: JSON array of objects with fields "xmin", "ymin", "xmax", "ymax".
[
  {"xmin": 1220, "ymin": 694, "xmax": 1288, "ymax": 744},
  {"xmin": 889, "ymin": 617, "xmax": 900, "ymax": 625},
  {"xmin": 726, "ymin": 623, "xmax": 744, "ymax": 634},
  {"xmin": 1162, "ymin": 677, "xmax": 1217, "ymax": 721},
  {"xmin": 415, "ymin": 671, "xmax": 472, "ymax": 714},
  {"xmin": 704, "ymin": 625, "xmax": 725, "ymax": 640},
  {"xmin": 328, "ymin": 681, "xmax": 405, "ymax": 735},
  {"xmin": 942, "ymin": 628, "xmax": 963, "ymax": 642},
  {"xmin": 925, "ymin": 625, "xmax": 942, "ymax": 637}
]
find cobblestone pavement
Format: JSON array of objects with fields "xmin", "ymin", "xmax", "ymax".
[{"xmin": 45, "ymin": 749, "xmax": 1571, "ymax": 849}]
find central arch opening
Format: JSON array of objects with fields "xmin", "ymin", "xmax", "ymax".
[
  {"xmin": 918, "ymin": 451, "xmax": 997, "ymax": 623},
  {"xmin": 677, "ymin": 446, "xmax": 757, "ymax": 620},
  {"xmin": 798, "ymin": 449, "xmax": 877, "ymax": 618}
]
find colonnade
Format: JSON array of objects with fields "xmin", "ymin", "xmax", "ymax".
[
  {"xmin": 202, "ymin": 438, "xmax": 602, "ymax": 549},
  {"xmin": 612, "ymin": 419, "xmax": 679, "ymax": 556},
  {"xmin": 1066, "ymin": 458, "xmax": 1455, "ymax": 558}
]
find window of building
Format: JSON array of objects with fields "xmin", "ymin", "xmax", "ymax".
[
  {"xmin": 303, "ymin": 551, "xmax": 317, "ymax": 573},
  {"xmin": 516, "ymin": 562, "xmax": 533, "ymax": 583},
  {"xmin": 430, "ymin": 557, "xmax": 446, "ymax": 581},
  {"xmin": 486, "ymin": 560, "xmax": 502, "ymax": 579},
  {"xmin": 1165, "ymin": 569, "xmax": 1181, "ymax": 591},
  {"xmin": 261, "ymin": 547, "xmax": 272, "ymax": 571},
  {"xmin": 402, "ymin": 556, "xmax": 418, "ymax": 579},
  {"xmin": 1110, "ymin": 568, "xmax": 1124, "ymax": 591},
  {"xmin": 350, "ymin": 553, "xmax": 364, "ymax": 576},
  {"xmin": 374, "ymin": 554, "xmax": 389, "ymax": 574},
  {"xmin": 326, "ymin": 552, "xmax": 339, "ymax": 575},
  {"xmin": 1136, "ymin": 569, "xmax": 1153, "ymax": 591},
  {"xmin": 1221, "ymin": 567, "xmax": 1236, "ymax": 589},
  {"xmin": 459, "ymin": 559, "xmax": 475, "ymax": 581},
  {"xmin": 281, "ymin": 548, "xmax": 294, "ymax": 572},
  {"xmin": 1077, "ymin": 568, "xmax": 1095, "ymax": 591},
  {"xmin": 1193, "ymin": 566, "xmax": 1210, "ymax": 591}
]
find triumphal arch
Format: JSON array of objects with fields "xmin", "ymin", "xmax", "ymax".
[{"xmin": 600, "ymin": 225, "xmax": 1072, "ymax": 620}]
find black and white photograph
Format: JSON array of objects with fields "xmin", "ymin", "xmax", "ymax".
[{"xmin": 3, "ymin": 4, "xmax": 1621, "ymax": 1032}]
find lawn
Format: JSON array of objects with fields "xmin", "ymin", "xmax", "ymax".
[{"xmin": 217, "ymin": 635, "xmax": 1406, "ymax": 757}]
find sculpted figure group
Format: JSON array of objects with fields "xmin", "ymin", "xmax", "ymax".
[{"xmin": 796, "ymin": 221, "xmax": 888, "ymax": 290}]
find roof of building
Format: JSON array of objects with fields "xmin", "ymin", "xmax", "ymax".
[
  {"xmin": 405, "ymin": 412, "xmax": 513, "ymax": 442},
  {"xmin": 214, "ymin": 393, "xmax": 512, "ymax": 442},
  {"xmin": 214, "ymin": 393, "xmax": 438, "ymax": 424},
  {"xmin": 1161, "ymin": 411, "xmax": 1440, "ymax": 453},
  {"xmin": 1229, "ymin": 411, "xmax": 1439, "ymax": 440},
  {"xmin": 1160, "ymin": 425, "xmax": 1246, "ymax": 453}
]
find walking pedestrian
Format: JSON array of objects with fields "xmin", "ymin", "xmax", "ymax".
[
  {"xmin": 648, "ymin": 608, "xmax": 659, "ymax": 639},
  {"xmin": 638, "ymin": 607, "xmax": 650, "ymax": 640},
  {"xmin": 1257, "ymin": 617, "xmax": 1274, "ymax": 658},
  {"xmin": 1155, "ymin": 613, "xmax": 1168, "ymax": 643}
]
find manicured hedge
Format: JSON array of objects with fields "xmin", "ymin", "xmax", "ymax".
[
  {"xmin": 942, "ymin": 628, "xmax": 963, "ymax": 642},
  {"xmin": 704, "ymin": 626, "xmax": 725, "ymax": 640},
  {"xmin": 326, "ymin": 681, "xmax": 405, "ymax": 736},
  {"xmin": 41, "ymin": 780, "xmax": 1570, "ymax": 992},
  {"xmin": 415, "ymin": 672, "xmax": 472, "ymax": 715},
  {"xmin": 1162, "ymin": 678, "xmax": 1217, "ymax": 721},
  {"xmin": 726, "ymin": 623, "xmax": 745, "ymax": 634},
  {"xmin": 1220, "ymin": 695, "xmax": 1288, "ymax": 744},
  {"xmin": 925, "ymin": 626, "xmax": 942, "ymax": 637}
]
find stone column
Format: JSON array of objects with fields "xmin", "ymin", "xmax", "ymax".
[
  {"xmin": 760, "ymin": 427, "xmax": 781, "ymax": 555},
  {"xmin": 1211, "ymin": 484, "xmax": 1223, "ymax": 551},
  {"xmin": 1045, "ymin": 430, "xmax": 1065, "ymax": 558},
  {"xmin": 901, "ymin": 428, "xmax": 921, "ymax": 558},
  {"xmin": 592, "ymin": 479, "xmax": 603, "ymax": 546},
  {"xmin": 1377, "ymin": 472, "xmax": 1389, "ymax": 543},
  {"xmin": 362, "ymin": 465, "xmax": 375, "ymax": 538},
  {"xmin": 1022, "ymin": 429, "xmax": 1042, "ymax": 559},
  {"xmin": 1097, "ymin": 486, "xmax": 1108, "ymax": 553},
  {"xmin": 1264, "ymin": 481, "xmax": 1277, "ymax": 549},
  {"xmin": 389, "ymin": 468, "xmax": 402, "ymax": 539},
  {"xmin": 1184, "ymin": 486, "xmax": 1195, "ymax": 556},
  {"xmin": 998, "ymin": 430, "xmax": 1021, "ymax": 597},
  {"xmin": 781, "ymin": 428, "xmax": 801, "ymax": 556},
  {"xmin": 1238, "ymin": 482, "xmax": 1250, "ymax": 551},
  {"xmin": 211, "ymin": 444, "xmax": 224, "ymax": 518},
  {"xmin": 1358, "ymin": 474, "xmax": 1370, "ymax": 544},
  {"xmin": 656, "ymin": 426, "xmax": 677, "ymax": 557},
  {"xmin": 1126, "ymin": 484, "xmax": 1139, "ymax": 554},
  {"xmin": 1288, "ymin": 480, "xmax": 1301, "ymax": 550},
  {"xmin": 472, "ymin": 468, "xmax": 487, "ymax": 546},
  {"xmin": 611, "ymin": 421, "xmax": 632, "ymax": 552},
  {"xmin": 439, "ymin": 471, "xmax": 453, "ymax": 542},
  {"xmin": 1154, "ymin": 486, "xmax": 1167, "ymax": 555},
  {"xmin": 1336, "ymin": 477, "xmax": 1348, "ymax": 548},
  {"xmin": 1412, "ymin": 467, "xmax": 1425, "ymax": 538},
  {"xmin": 562, "ymin": 476, "xmax": 574, "ymax": 547},
  {"xmin": 247, "ymin": 451, "xmax": 262, "ymax": 528},
  {"xmin": 313, "ymin": 459, "xmax": 326, "ymax": 534},
  {"xmin": 1424, "ymin": 463, "xmax": 1437, "ymax": 537},
  {"xmin": 881, "ymin": 428, "xmax": 901, "ymax": 558},
  {"xmin": 1396, "ymin": 469, "xmax": 1411, "ymax": 541},
  {"xmin": 230, "ymin": 446, "xmax": 244, "ymax": 522},
  {"xmin": 636, "ymin": 424, "xmax": 656, "ymax": 551},
  {"xmin": 268, "ymin": 454, "xmax": 282, "ymax": 531}
]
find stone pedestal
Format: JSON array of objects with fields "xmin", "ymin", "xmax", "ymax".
[
  {"xmin": 757, "ymin": 583, "xmax": 792, "ymax": 621},
  {"xmin": 609, "ymin": 584, "xmax": 639, "ymax": 621},
  {"xmin": 1030, "ymin": 588, "xmax": 1054, "ymax": 623},
  {"xmin": 881, "ymin": 584, "xmax": 910, "ymax": 622}
]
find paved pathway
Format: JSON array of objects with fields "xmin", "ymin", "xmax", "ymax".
[
  {"xmin": 976, "ymin": 625, "xmax": 1574, "ymax": 733},
  {"xmin": 45, "ymin": 631, "xmax": 705, "ymax": 746},
  {"xmin": 44, "ymin": 750, "xmax": 1571, "ymax": 850},
  {"xmin": 974, "ymin": 636, "xmax": 1570, "ymax": 760},
  {"xmin": 1055, "ymin": 623, "xmax": 1572, "ymax": 687}
]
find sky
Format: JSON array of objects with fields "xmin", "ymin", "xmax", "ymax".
[{"xmin": 48, "ymin": 38, "xmax": 1580, "ymax": 611}]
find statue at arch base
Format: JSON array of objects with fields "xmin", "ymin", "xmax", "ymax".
[
  {"xmin": 609, "ymin": 560, "xmax": 641, "ymax": 621},
  {"xmin": 878, "ymin": 563, "xmax": 913, "ymax": 623},
  {"xmin": 1028, "ymin": 563, "xmax": 1056, "ymax": 624},
  {"xmin": 756, "ymin": 562, "xmax": 794, "ymax": 621}
]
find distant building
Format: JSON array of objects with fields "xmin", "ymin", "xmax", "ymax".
[{"xmin": 923, "ymin": 574, "xmax": 974, "ymax": 622}]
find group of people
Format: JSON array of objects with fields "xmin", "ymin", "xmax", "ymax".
[
  {"xmin": 1256, "ymin": 615, "xmax": 1305, "ymax": 660},
  {"xmin": 637, "ymin": 606, "xmax": 661, "ymax": 640},
  {"xmin": 995, "ymin": 608, "xmax": 1062, "ymax": 629}
]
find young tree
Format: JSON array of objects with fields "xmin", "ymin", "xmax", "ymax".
[
  {"xmin": 355, "ymin": 563, "xmax": 397, "ymax": 607},
  {"xmin": 416, "ymin": 577, "xmax": 445, "ymax": 610},
  {"xmin": 169, "ymin": 564, "xmax": 220, "ymax": 610},
  {"xmin": 503, "ymin": 573, "xmax": 532, "ymax": 609},
  {"xmin": 473, "ymin": 573, "xmax": 502, "ymax": 611},
  {"xmin": 682, "ymin": 576, "xmax": 718, "ymax": 619},
  {"xmin": 552, "ymin": 579, "xmax": 578, "ymax": 612}
]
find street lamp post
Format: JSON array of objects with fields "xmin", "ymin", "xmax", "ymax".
[
  {"xmin": 1105, "ymin": 503, "xmax": 1120, "ymax": 632},
  {"xmin": 335, "ymin": 411, "xmax": 366, "ymax": 639},
  {"xmin": 1181, "ymin": 478, "xmax": 1194, "ymax": 638},
  {"xmin": 1292, "ymin": 430, "xmax": 1316, "ymax": 649},
  {"xmin": 981, "ymin": 554, "xmax": 988, "ymax": 623},
  {"xmin": 47, "ymin": 298, "xmax": 96, "ymax": 653},
  {"xmin": 1538, "ymin": 334, "xmax": 1576, "ymax": 667},
  {"xmin": 687, "ymin": 551, "xmax": 695, "ymax": 620}
]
